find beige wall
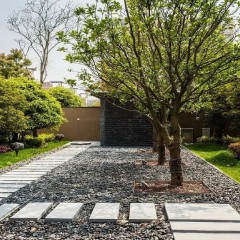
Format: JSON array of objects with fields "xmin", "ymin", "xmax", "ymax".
[{"xmin": 42, "ymin": 107, "xmax": 100, "ymax": 141}]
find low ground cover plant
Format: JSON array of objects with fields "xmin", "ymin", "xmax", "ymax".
[
  {"xmin": 228, "ymin": 142, "xmax": 240, "ymax": 159},
  {"xmin": 222, "ymin": 135, "xmax": 240, "ymax": 145},
  {"xmin": 0, "ymin": 145, "xmax": 12, "ymax": 153},
  {"xmin": 196, "ymin": 136, "xmax": 219, "ymax": 143}
]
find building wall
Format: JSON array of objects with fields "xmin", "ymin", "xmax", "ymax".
[
  {"xmin": 100, "ymin": 99, "xmax": 153, "ymax": 146},
  {"xmin": 179, "ymin": 112, "xmax": 205, "ymax": 142},
  {"xmin": 41, "ymin": 105, "xmax": 208, "ymax": 144},
  {"xmin": 41, "ymin": 107, "xmax": 100, "ymax": 141}
]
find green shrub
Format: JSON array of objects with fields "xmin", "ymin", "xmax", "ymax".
[
  {"xmin": 55, "ymin": 134, "xmax": 64, "ymax": 141},
  {"xmin": 25, "ymin": 135, "xmax": 45, "ymax": 148},
  {"xmin": 222, "ymin": 135, "xmax": 240, "ymax": 145},
  {"xmin": 38, "ymin": 133, "xmax": 55, "ymax": 143},
  {"xmin": 197, "ymin": 136, "xmax": 218, "ymax": 143},
  {"xmin": 0, "ymin": 134, "xmax": 8, "ymax": 144},
  {"xmin": 228, "ymin": 142, "xmax": 240, "ymax": 159}
]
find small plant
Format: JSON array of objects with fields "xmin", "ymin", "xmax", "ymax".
[
  {"xmin": 55, "ymin": 134, "xmax": 64, "ymax": 141},
  {"xmin": 197, "ymin": 136, "xmax": 218, "ymax": 143},
  {"xmin": 38, "ymin": 133, "xmax": 55, "ymax": 143},
  {"xmin": 0, "ymin": 145, "xmax": 12, "ymax": 153},
  {"xmin": 228, "ymin": 142, "xmax": 240, "ymax": 159},
  {"xmin": 10, "ymin": 142, "xmax": 24, "ymax": 156},
  {"xmin": 25, "ymin": 135, "xmax": 45, "ymax": 148},
  {"xmin": 222, "ymin": 135, "xmax": 240, "ymax": 145}
]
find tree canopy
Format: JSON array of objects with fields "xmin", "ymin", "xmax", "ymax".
[
  {"xmin": 60, "ymin": 0, "xmax": 240, "ymax": 185},
  {"xmin": 8, "ymin": 0, "xmax": 74, "ymax": 83},
  {"xmin": 201, "ymin": 82, "xmax": 240, "ymax": 138},
  {"xmin": 0, "ymin": 49, "xmax": 32, "ymax": 79},
  {"xmin": 48, "ymin": 86, "xmax": 84, "ymax": 107},
  {"xmin": 0, "ymin": 77, "xmax": 28, "ymax": 139},
  {"xmin": 11, "ymin": 78, "xmax": 65, "ymax": 135}
]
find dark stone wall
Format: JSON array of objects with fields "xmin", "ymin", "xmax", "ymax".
[{"xmin": 100, "ymin": 99, "xmax": 153, "ymax": 146}]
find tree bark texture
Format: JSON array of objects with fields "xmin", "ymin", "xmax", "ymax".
[{"xmin": 157, "ymin": 133, "xmax": 166, "ymax": 165}]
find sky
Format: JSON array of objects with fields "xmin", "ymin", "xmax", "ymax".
[{"xmin": 0, "ymin": 0, "xmax": 96, "ymax": 83}]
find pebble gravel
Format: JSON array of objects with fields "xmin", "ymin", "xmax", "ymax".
[{"xmin": 0, "ymin": 145, "xmax": 239, "ymax": 240}]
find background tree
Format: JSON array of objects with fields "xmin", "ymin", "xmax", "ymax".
[
  {"xmin": 8, "ymin": 0, "xmax": 74, "ymax": 83},
  {"xmin": 0, "ymin": 78, "xmax": 28, "ymax": 142},
  {"xmin": 11, "ymin": 78, "xmax": 65, "ymax": 137},
  {"xmin": 201, "ymin": 82, "xmax": 240, "ymax": 139},
  {"xmin": 0, "ymin": 49, "xmax": 32, "ymax": 79},
  {"xmin": 61, "ymin": 0, "xmax": 240, "ymax": 185},
  {"xmin": 48, "ymin": 86, "xmax": 84, "ymax": 107}
]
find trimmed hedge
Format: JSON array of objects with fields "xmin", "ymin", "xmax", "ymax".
[
  {"xmin": 25, "ymin": 135, "xmax": 45, "ymax": 148},
  {"xmin": 38, "ymin": 133, "xmax": 55, "ymax": 143}
]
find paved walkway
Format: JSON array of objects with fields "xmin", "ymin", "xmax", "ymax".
[{"xmin": 0, "ymin": 142, "xmax": 96, "ymax": 202}]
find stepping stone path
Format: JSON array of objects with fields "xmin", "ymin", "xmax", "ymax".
[
  {"xmin": 45, "ymin": 203, "xmax": 84, "ymax": 222},
  {"xmin": 165, "ymin": 203, "xmax": 240, "ymax": 240},
  {"xmin": 89, "ymin": 203, "xmax": 120, "ymax": 223},
  {"xmin": 0, "ymin": 143, "xmax": 92, "ymax": 202},
  {"xmin": 10, "ymin": 202, "xmax": 53, "ymax": 221},
  {"xmin": 2, "ymin": 202, "xmax": 156, "ymax": 223},
  {"xmin": 0, "ymin": 204, "xmax": 19, "ymax": 221},
  {"xmin": 129, "ymin": 203, "xmax": 157, "ymax": 222}
]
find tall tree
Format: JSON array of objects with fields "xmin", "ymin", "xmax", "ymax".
[
  {"xmin": 8, "ymin": 0, "xmax": 74, "ymax": 83},
  {"xmin": 0, "ymin": 49, "xmax": 32, "ymax": 79},
  {"xmin": 61, "ymin": 0, "xmax": 240, "ymax": 185}
]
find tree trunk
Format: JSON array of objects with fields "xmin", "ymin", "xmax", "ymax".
[
  {"xmin": 33, "ymin": 129, "xmax": 38, "ymax": 137},
  {"xmin": 168, "ymin": 143, "xmax": 183, "ymax": 186},
  {"xmin": 157, "ymin": 133, "xmax": 166, "ymax": 165},
  {"xmin": 12, "ymin": 132, "xmax": 19, "ymax": 142},
  {"xmin": 168, "ymin": 111, "xmax": 183, "ymax": 186}
]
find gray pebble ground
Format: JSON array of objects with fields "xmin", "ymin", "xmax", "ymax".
[{"xmin": 0, "ymin": 145, "xmax": 240, "ymax": 240}]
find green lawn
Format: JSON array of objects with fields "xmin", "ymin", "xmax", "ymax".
[
  {"xmin": 0, "ymin": 141, "xmax": 69, "ymax": 169},
  {"xmin": 185, "ymin": 143, "xmax": 240, "ymax": 183}
]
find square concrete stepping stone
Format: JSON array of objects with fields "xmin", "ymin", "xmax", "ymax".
[
  {"xmin": 36, "ymin": 161, "xmax": 66, "ymax": 164},
  {"xmin": 3, "ymin": 172, "xmax": 44, "ymax": 176},
  {"xmin": 42, "ymin": 156, "xmax": 71, "ymax": 160},
  {"xmin": 170, "ymin": 221, "xmax": 240, "ymax": 232},
  {"xmin": 89, "ymin": 203, "xmax": 120, "ymax": 223},
  {"xmin": 15, "ymin": 169, "xmax": 50, "ymax": 172},
  {"xmin": 10, "ymin": 171, "xmax": 46, "ymax": 175},
  {"xmin": 0, "ymin": 184, "xmax": 26, "ymax": 188},
  {"xmin": 165, "ymin": 203, "xmax": 240, "ymax": 222},
  {"xmin": 0, "ymin": 193, "xmax": 12, "ymax": 198},
  {"xmin": 129, "ymin": 203, "xmax": 158, "ymax": 222},
  {"xmin": 173, "ymin": 232, "xmax": 240, "ymax": 240},
  {"xmin": 0, "ymin": 176, "xmax": 39, "ymax": 180},
  {"xmin": 11, "ymin": 202, "xmax": 53, "ymax": 221},
  {"xmin": 27, "ymin": 163, "xmax": 60, "ymax": 166},
  {"xmin": 45, "ymin": 203, "xmax": 84, "ymax": 222},
  {"xmin": 0, "ymin": 180, "xmax": 32, "ymax": 184},
  {"xmin": 0, "ymin": 204, "xmax": 19, "ymax": 221},
  {"xmin": 22, "ymin": 166, "xmax": 55, "ymax": 169},
  {"xmin": 0, "ymin": 188, "xmax": 20, "ymax": 193}
]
